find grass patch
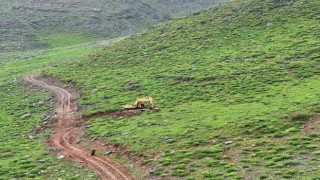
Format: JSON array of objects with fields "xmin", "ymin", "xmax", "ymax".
[{"xmin": 37, "ymin": 33, "xmax": 96, "ymax": 48}]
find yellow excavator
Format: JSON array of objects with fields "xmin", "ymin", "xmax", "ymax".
[{"xmin": 122, "ymin": 97, "xmax": 157, "ymax": 111}]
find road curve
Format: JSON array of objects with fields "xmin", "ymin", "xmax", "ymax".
[{"xmin": 24, "ymin": 75, "xmax": 134, "ymax": 180}]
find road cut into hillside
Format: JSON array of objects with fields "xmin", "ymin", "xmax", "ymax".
[{"xmin": 24, "ymin": 75, "xmax": 134, "ymax": 180}]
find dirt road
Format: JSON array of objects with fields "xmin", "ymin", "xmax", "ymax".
[{"xmin": 24, "ymin": 75, "xmax": 134, "ymax": 180}]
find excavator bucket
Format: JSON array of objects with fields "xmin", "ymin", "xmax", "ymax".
[{"xmin": 122, "ymin": 104, "xmax": 136, "ymax": 109}]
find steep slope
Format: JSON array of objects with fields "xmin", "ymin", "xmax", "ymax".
[
  {"xmin": 0, "ymin": 0, "xmax": 226, "ymax": 53},
  {"xmin": 44, "ymin": 0, "xmax": 320, "ymax": 179}
]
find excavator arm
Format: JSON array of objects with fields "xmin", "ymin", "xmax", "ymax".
[
  {"xmin": 122, "ymin": 97, "xmax": 158, "ymax": 111},
  {"xmin": 133, "ymin": 97, "xmax": 155, "ymax": 109}
]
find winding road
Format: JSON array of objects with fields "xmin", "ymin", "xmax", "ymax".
[{"xmin": 24, "ymin": 75, "xmax": 134, "ymax": 180}]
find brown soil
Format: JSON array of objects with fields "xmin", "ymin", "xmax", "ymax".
[
  {"xmin": 81, "ymin": 110, "xmax": 141, "ymax": 122},
  {"xmin": 24, "ymin": 75, "xmax": 135, "ymax": 180},
  {"xmin": 304, "ymin": 114, "xmax": 320, "ymax": 134}
]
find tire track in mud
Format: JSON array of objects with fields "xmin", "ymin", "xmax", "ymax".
[{"xmin": 24, "ymin": 75, "xmax": 134, "ymax": 180}]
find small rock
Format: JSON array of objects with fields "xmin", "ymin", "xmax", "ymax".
[
  {"xmin": 42, "ymin": 116, "xmax": 50, "ymax": 121},
  {"xmin": 38, "ymin": 170, "xmax": 46, "ymax": 175},
  {"xmin": 57, "ymin": 155, "xmax": 65, "ymax": 160},
  {"xmin": 38, "ymin": 160, "xmax": 46, "ymax": 163},
  {"xmin": 164, "ymin": 136, "xmax": 175, "ymax": 143},
  {"xmin": 21, "ymin": 113, "xmax": 31, "ymax": 119},
  {"xmin": 166, "ymin": 139, "xmax": 175, "ymax": 143},
  {"xmin": 31, "ymin": 101, "xmax": 45, "ymax": 108},
  {"xmin": 106, "ymin": 151, "xmax": 112, "ymax": 155},
  {"xmin": 164, "ymin": 136, "xmax": 171, "ymax": 140},
  {"xmin": 37, "ymin": 101, "xmax": 45, "ymax": 106},
  {"xmin": 25, "ymin": 155, "xmax": 31, "ymax": 158},
  {"xmin": 28, "ymin": 135, "xmax": 34, "ymax": 139},
  {"xmin": 126, "ymin": 81, "xmax": 138, "ymax": 86},
  {"xmin": 24, "ymin": 172, "xmax": 29, "ymax": 176},
  {"xmin": 91, "ymin": 88, "xmax": 98, "ymax": 92},
  {"xmin": 224, "ymin": 141, "xmax": 234, "ymax": 145}
]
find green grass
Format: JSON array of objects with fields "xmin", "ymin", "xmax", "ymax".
[
  {"xmin": 0, "ymin": 45, "xmax": 100, "ymax": 82},
  {"xmin": 44, "ymin": 0, "xmax": 320, "ymax": 179},
  {"xmin": 37, "ymin": 33, "xmax": 97, "ymax": 48}
]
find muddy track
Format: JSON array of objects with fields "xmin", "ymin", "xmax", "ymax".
[{"xmin": 24, "ymin": 75, "xmax": 134, "ymax": 180}]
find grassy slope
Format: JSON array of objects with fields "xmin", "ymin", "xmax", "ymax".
[
  {"xmin": 0, "ymin": 0, "xmax": 226, "ymax": 53},
  {"xmin": 0, "ymin": 44, "xmax": 103, "ymax": 179},
  {"xmin": 46, "ymin": 0, "xmax": 320, "ymax": 179}
]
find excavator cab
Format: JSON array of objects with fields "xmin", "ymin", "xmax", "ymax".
[
  {"xmin": 136, "ymin": 101, "xmax": 145, "ymax": 108},
  {"xmin": 134, "ymin": 97, "xmax": 154, "ymax": 109}
]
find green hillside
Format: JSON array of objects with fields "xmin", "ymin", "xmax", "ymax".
[
  {"xmin": 0, "ymin": 0, "xmax": 225, "ymax": 53},
  {"xmin": 44, "ymin": 0, "xmax": 320, "ymax": 179}
]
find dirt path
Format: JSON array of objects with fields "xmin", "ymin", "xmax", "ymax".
[{"xmin": 24, "ymin": 75, "xmax": 134, "ymax": 180}]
